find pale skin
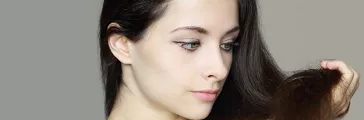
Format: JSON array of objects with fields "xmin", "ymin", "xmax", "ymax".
[
  {"xmin": 321, "ymin": 60, "xmax": 360, "ymax": 117},
  {"xmin": 105, "ymin": 0, "xmax": 360, "ymax": 120}
]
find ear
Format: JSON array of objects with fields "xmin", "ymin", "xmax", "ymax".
[{"xmin": 107, "ymin": 23, "xmax": 132, "ymax": 64}]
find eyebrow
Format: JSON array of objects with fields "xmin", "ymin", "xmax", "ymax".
[
  {"xmin": 170, "ymin": 26, "xmax": 240, "ymax": 35},
  {"xmin": 170, "ymin": 26, "xmax": 208, "ymax": 34}
]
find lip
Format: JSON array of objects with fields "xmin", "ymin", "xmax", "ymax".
[{"xmin": 192, "ymin": 89, "xmax": 220, "ymax": 102}]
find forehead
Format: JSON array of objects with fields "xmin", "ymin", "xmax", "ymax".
[{"xmin": 152, "ymin": 0, "xmax": 239, "ymax": 34}]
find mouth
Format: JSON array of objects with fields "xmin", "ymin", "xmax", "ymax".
[{"xmin": 191, "ymin": 89, "xmax": 220, "ymax": 102}]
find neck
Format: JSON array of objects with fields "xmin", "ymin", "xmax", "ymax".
[{"xmin": 107, "ymin": 65, "xmax": 186, "ymax": 120}]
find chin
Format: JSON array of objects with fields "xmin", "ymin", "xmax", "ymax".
[
  {"xmin": 181, "ymin": 105, "xmax": 213, "ymax": 120},
  {"xmin": 184, "ymin": 113, "xmax": 210, "ymax": 120}
]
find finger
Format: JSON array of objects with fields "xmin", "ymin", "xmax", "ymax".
[
  {"xmin": 332, "ymin": 84, "xmax": 347, "ymax": 108},
  {"xmin": 320, "ymin": 59, "xmax": 336, "ymax": 69},
  {"xmin": 336, "ymin": 101, "xmax": 351, "ymax": 118},
  {"xmin": 327, "ymin": 61, "xmax": 354, "ymax": 90},
  {"xmin": 321, "ymin": 60, "xmax": 328, "ymax": 69},
  {"xmin": 355, "ymin": 71, "xmax": 360, "ymax": 91},
  {"xmin": 332, "ymin": 96, "xmax": 348, "ymax": 115},
  {"xmin": 347, "ymin": 67, "xmax": 360, "ymax": 98}
]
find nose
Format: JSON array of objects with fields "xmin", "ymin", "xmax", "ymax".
[{"xmin": 201, "ymin": 51, "xmax": 229, "ymax": 82}]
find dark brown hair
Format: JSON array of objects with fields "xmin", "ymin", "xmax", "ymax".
[{"xmin": 270, "ymin": 69, "xmax": 344, "ymax": 120}]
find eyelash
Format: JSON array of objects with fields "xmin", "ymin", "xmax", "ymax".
[{"xmin": 175, "ymin": 39, "xmax": 239, "ymax": 52}]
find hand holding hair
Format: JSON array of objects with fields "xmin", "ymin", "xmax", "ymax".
[
  {"xmin": 320, "ymin": 60, "xmax": 360, "ymax": 118},
  {"xmin": 270, "ymin": 60, "xmax": 360, "ymax": 120}
]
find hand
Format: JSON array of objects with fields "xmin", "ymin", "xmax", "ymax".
[{"xmin": 320, "ymin": 60, "xmax": 360, "ymax": 117}]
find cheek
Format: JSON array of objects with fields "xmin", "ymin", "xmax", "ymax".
[
  {"xmin": 223, "ymin": 53, "xmax": 233, "ymax": 69},
  {"xmin": 156, "ymin": 46, "xmax": 196, "ymax": 90},
  {"xmin": 131, "ymin": 39, "xmax": 192, "ymax": 96}
]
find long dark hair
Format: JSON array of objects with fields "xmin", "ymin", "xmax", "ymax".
[
  {"xmin": 99, "ymin": 0, "xmax": 283, "ymax": 119},
  {"xmin": 98, "ymin": 0, "xmax": 342, "ymax": 119}
]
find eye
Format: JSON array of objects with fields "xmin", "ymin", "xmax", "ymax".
[
  {"xmin": 220, "ymin": 42, "xmax": 239, "ymax": 52},
  {"xmin": 175, "ymin": 41, "xmax": 201, "ymax": 51}
]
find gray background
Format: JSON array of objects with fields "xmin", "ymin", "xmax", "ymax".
[{"xmin": 0, "ymin": 0, "xmax": 362, "ymax": 119}]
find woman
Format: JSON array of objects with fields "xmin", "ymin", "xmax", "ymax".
[{"xmin": 98, "ymin": 0, "xmax": 360, "ymax": 119}]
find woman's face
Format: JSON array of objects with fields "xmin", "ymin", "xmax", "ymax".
[{"xmin": 129, "ymin": 0, "xmax": 239, "ymax": 119}]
